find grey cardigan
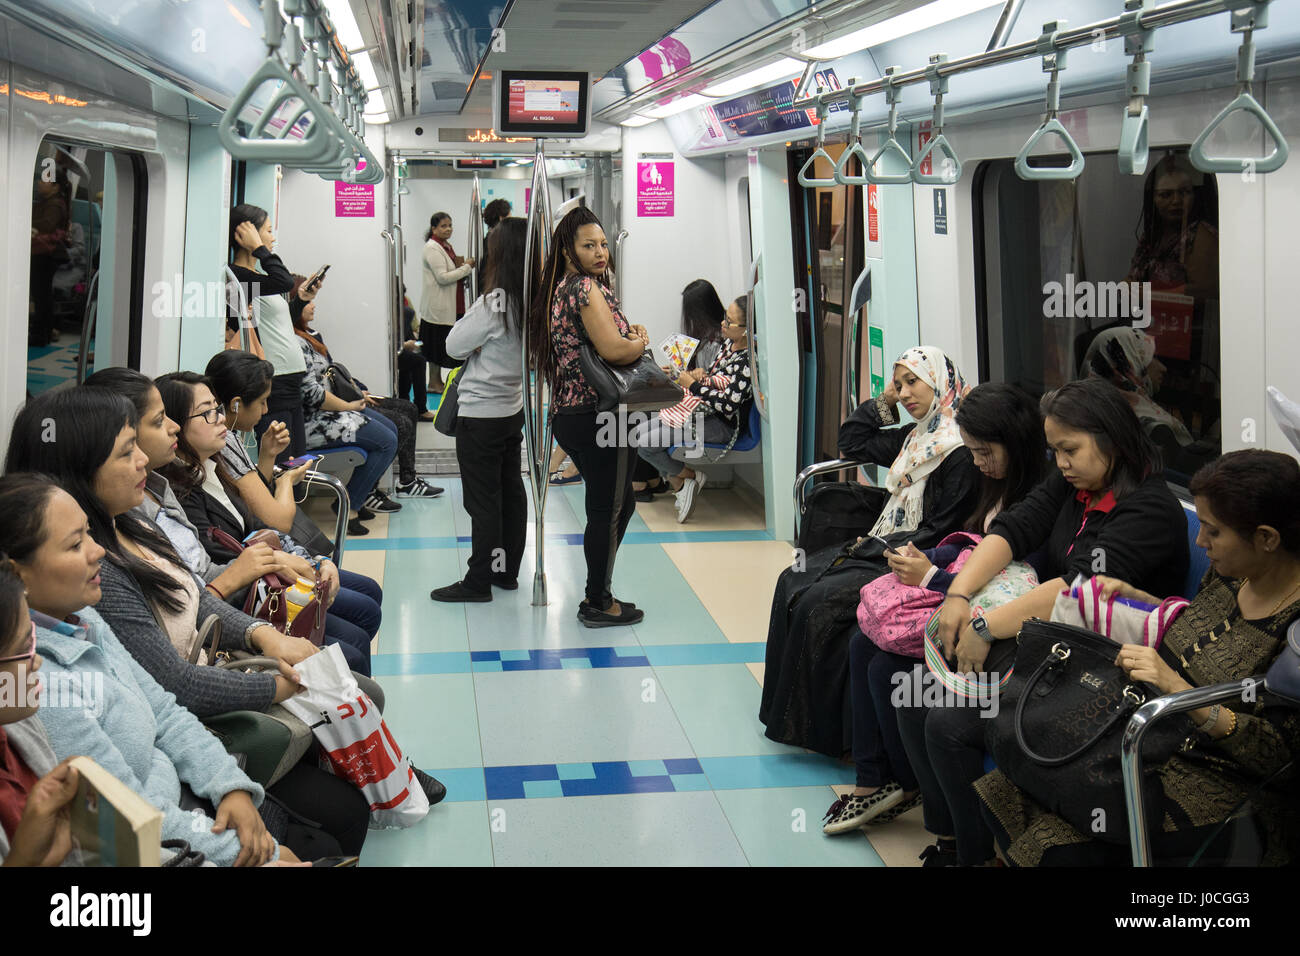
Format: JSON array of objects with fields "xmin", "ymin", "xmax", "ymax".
[
  {"xmin": 0, "ymin": 718, "xmax": 83, "ymax": 865},
  {"xmin": 94, "ymin": 559, "xmax": 277, "ymax": 717}
]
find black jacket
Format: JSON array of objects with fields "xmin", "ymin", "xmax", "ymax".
[
  {"xmin": 834, "ymin": 395, "xmax": 981, "ymax": 554},
  {"xmin": 989, "ymin": 470, "xmax": 1189, "ymax": 598}
]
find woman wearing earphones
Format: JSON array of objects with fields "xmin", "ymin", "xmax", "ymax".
[{"xmin": 630, "ymin": 296, "xmax": 752, "ymax": 523}]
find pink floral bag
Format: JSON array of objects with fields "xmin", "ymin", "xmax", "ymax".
[{"xmin": 855, "ymin": 532, "xmax": 981, "ymax": 658}]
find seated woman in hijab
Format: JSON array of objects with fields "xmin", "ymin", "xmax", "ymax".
[
  {"xmin": 759, "ymin": 346, "xmax": 980, "ymax": 758},
  {"xmin": 1079, "ymin": 326, "xmax": 1192, "ymax": 445}
]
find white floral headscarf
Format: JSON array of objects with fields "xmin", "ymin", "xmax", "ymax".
[{"xmin": 870, "ymin": 346, "xmax": 970, "ymax": 537}]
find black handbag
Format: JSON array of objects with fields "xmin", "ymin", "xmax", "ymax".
[
  {"xmin": 577, "ymin": 339, "xmax": 681, "ymax": 413},
  {"xmin": 985, "ymin": 618, "xmax": 1195, "ymax": 845},
  {"xmin": 325, "ymin": 362, "xmax": 364, "ymax": 403},
  {"xmin": 433, "ymin": 365, "xmax": 462, "ymax": 437},
  {"xmin": 797, "ymin": 481, "xmax": 890, "ymax": 554}
]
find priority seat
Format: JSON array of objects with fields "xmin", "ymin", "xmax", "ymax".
[{"xmin": 667, "ymin": 400, "xmax": 762, "ymax": 465}]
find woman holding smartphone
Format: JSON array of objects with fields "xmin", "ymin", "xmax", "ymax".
[{"xmin": 227, "ymin": 204, "xmax": 321, "ymax": 461}]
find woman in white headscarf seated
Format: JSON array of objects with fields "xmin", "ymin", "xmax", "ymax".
[{"xmin": 759, "ymin": 346, "xmax": 981, "ymax": 758}]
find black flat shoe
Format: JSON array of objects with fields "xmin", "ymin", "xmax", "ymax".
[
  {"xmin": 491, "ymin": 574, "xmax": 519, "ymax": 590},
  {"xmin": 347, "ymin": 517, "xmax": 370, "ymax": 536},
  {"xmin": 431, "ymin": 581, "xmax": 492, "ymax": 603},
  {"xmin": 333, "ymin": 501, "xmax": 375, "ymax": 520},
  {"xmin": 412, "ymin": 767, "xmax": 447, "ymax": 806},
  {"xmin": 577, "ymin": 600, "xmax": 644, "ymax": 628}
]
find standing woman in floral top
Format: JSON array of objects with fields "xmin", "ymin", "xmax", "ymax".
[
  {"xmin": 632, "ymin": 296, "xmax": 752, "ymax": 523},
  {"xmin": 528, "ymin": 209, "xmax": 650, "ymax": 628}
]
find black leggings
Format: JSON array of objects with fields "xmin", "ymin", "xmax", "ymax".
[
  {"xmin": 396, "ymin": 348, "xmax": 429, "ymax": 413},
  {"xmin": 552, "ymin": 411, "xmax": 636, "ymax": 607},
  {"xmin": 370, "ymin": 397, "xmax": 420, "ymax": 484},
  {"xmin": 419, "ymin": 321, "xmax": 461, "ymax": 372}
]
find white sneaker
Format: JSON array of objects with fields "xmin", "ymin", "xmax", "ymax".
[{"xmin": 674, "ymin": 472, "xmax": 707, "ymax": 523}]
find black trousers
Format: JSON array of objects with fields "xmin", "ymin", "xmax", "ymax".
[
  {"xmin": 370, "ymin": 397, "xmax": 420, "ymax": 485},
  {"xmin": 396, "ymin": 348, "xmax": 429, "ymax": 413},
  {"xmin": 419, "ymin": 321, "xmax": 461, "ymax": 372},
  {"xmin": 455, "ymin": 411, "xmax": 527, "ymax": 592},
  {"xmin": 552, "ymin": 410, "xmax": 636, "ymax": 607},
  {"xmin": 267, "ymin": 760, "xmax": 371, "ymax": 859},
  {"xmin": 253, "ymin": 371, "xmax": 307, "ymax": 463}
]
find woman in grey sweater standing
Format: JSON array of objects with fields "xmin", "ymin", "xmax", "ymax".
[{"xmin": 431, "ymin": 218, "xmax": 534, "ymax": 602}]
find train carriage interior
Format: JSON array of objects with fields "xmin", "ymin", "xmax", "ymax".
[{"xmin": 0, "ymin": 0, "xmax": 1299, "ymax": 873}]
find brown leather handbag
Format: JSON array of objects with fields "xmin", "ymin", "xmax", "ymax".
[{"xmin": 206, "ymin": 528, "xmax": 332, "ymax": 646}]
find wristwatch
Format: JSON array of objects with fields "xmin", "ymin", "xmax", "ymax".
[{"xmin": 970, "ymin": 615, "xmax": 994, "ymax": 644}]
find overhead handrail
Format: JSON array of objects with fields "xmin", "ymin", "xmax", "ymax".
[
  {"xmin": 797, "ymin": 103, "xmax": 839, "ymax": 188},
  {"xmin": 1014, "ymin": 20, "xmax": 1086, "ymax": 181},
  {"xmin": 521, "ymin": 140, "xmax": 555, "ymax": 606},
  {"xmin": 1118, "ymin": 0, "xmax": 1156, "ymax": 175},
  {"xmin": 1190, "ymin": 0, "xmax": 1288, "ymax": 175},
  {"xmin": 217, "ymin": 0, "xmax": 383, "ymax": 183},
  {"xmin": 865, "ymin": 67, "xmax": 914, "ymax": 185},
  {"xmin": 912, "ymin": 54, "xmax": 963, "ymax": 185},
  {"xmin": 833, "ymin": 84, "xmax": 871, "ymax": 186}
]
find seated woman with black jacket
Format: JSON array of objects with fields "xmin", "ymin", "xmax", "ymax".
[
  {"xmin": 156, "ymin": 371, "xmax": 379, "ymax": 677},
  {"xmin": 760, "ymin": 346, "xmax": 981, "ymax": 758},
  {"xmin": 899, "ymin": 377, "xmax": 1189, "ymax": 867}
]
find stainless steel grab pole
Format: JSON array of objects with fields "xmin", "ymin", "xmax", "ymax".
[
  {"xmin": 380, "ymin": 229, "xmax": 399, "ymax": 393},
  {"xmin": 467, "ymin": 174, "xmax": 482, "ymax": 303},
  {"xmin": 521, "ymin": 142, "xmax": 554, "ymax": 606},
  {"xmin": 611, "ymin": 229, "xmax": 629, "ymax": 295}
]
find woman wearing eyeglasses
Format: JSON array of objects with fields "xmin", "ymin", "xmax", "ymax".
[{"xmin": 1125, "ymin": 152, "xmax": 1218, "ymax": 301}]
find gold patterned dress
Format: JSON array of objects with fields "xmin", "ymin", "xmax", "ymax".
[{"xmin": 975, "ymin": 570, "xmax": 1300, "ymax": 866}]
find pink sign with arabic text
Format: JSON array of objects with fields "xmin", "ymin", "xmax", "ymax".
[
  {"xmin": 636, "ymin": 161, "xmax": 674, "ymax": 217},
  {"xmin": 334, "ymin": 182, "xmax": 374, "ymax": 217}
]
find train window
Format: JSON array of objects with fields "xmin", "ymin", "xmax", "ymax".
[
  {"xmin": 975, "ymin": 148, "xmax": 1220, "ymax": 485},
  {"xmin": 27, "ymin": 139, "xmax": 145, "ymax": 396}
]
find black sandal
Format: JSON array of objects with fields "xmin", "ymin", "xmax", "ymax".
[{"xmin": 576, "ymin": 600, "xmax": 644, "ymax": 628}]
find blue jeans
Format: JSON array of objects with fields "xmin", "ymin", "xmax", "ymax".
[
  {"xmin": 317, "ymin": 414, "xmax": 398, "ymax": 511},
  {"xmin": 322, "ymin": 569, "xmax": 383, "ymax": 676}
]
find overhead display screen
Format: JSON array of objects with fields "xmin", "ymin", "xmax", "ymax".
[{"xmin": 494, "ymin": 71, "xmax": 591, "ymax": 138}]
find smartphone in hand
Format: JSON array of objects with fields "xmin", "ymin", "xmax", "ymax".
[
  {"xmin": 279, "ymin": 454, "xmax": 321, "ymax": 470},
  {"xmin": 869, "ymin": 534, "xmax": 901, "ymax": 556}
]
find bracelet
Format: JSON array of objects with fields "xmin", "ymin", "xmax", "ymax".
[
  {"xmin": 945, "ymin": 593, "xmax": 972, "ymax": 602},
  {"xmin": 1197, "ymin": 704, "xmax": 1221, "ymax": 734},
  {"xmin": 1222, "ymin": 709, "xmax": 1239, "ymax": 738},
  {"xmin": 206, "ymin": 582, "xmax": 226, "ymax": 601}
]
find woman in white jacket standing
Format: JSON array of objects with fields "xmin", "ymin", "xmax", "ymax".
[
  {"xmin": 420, "ymin": 211, "xmax": 475, "ymax": 395},
  {"xmin": 431, "ymin": 218, "xmax": 534, "ymax": 602}
]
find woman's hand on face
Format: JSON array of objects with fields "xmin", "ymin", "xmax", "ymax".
[
  {"xmin": 1116, "ymin": 645, "xmax": 1183, "ymax": 696},
  {"xmin": 260, "ymin": 422, "xmax": 291, "ymax": 460},
  {"xmin": 881, "ymin": 380, "xmax": 900, "ymax": 407},
  {"xmin": 886, "ymin": 542, "xmax": 933, "ymax": 587},
  {"xmin": 955, "ymin": 623, "xmax": 992, "ymax": 675},
  {"xmin": 233, "ymin": 221, "xmax": 263, "ymax": 253},
  {"xmin": 2, "ymin": 758, "xmax": 79, "ymax": 867},
  {"xmin": 213, "ymin": 791, "xmax": 275, "ymax": 867}
]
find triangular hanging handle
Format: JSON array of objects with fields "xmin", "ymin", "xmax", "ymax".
[
  {"xmin": 1014, "ymin": 118, "xmax": 1086, "ymax": 181},
  {"xmin": 1118, "ymin": 104, "xmax": 1150, "ymax": 176},
  {"xmin": 219, "ymin": 59, "xmax": 342, "ymax": 165},
  {"xmin": 834, "ymin": 140, "xmax": 873, "ymax": 186},
  {"xmin": 798, "ymin": 147, "xmax": 840, "ymax": 188},
  {"xmin": 865, "ymin": 136, "xmax": 914, "ymax": 185},
  {"xmin": 911, "ymin": 133, "xmax": 963, "ymax": 185},
  {"xmin": 1190, "ymin": 91, "xmax": 1290, "ymax": 174}
]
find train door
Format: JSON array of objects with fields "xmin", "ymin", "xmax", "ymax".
[
  {"xmin": 789, "ymin": 141, "xmax": 866, "ymax": 470},
  {"xmin": 26, "ymin": 138, "xmax": 145, "ymax": 395}
]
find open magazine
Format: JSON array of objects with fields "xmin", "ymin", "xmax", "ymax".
[{"xmin": 658, "ymin": 333, "xmax": 700, "ymax": 376}]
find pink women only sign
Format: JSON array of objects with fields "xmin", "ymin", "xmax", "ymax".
[
  {"xmin": 334, "ymin": 182, "xmax": 374, "ymax": 217},
  {"xmin": 636, "ymin": 161, "xmax": 674, "ymax": 217}
]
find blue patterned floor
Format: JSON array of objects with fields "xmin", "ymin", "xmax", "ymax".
[{"xmin": 354, "ymin": 477, "xmax": 894, "ymax": 867}]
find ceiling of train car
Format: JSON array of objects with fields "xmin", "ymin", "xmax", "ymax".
[{"xmin": 413, "ymin": 0, "xmax": 722, "ymax": 118}]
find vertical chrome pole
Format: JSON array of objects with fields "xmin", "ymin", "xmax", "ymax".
[
  {"xmin": 521, "ymin": 140, "xmax": 553, "ymax": 606},
  {"xmin": 467, "ymin": 174, "xmax": 482, "ymax": 303},
  {"xmin": 611, "ymin": 229, "xmax": 629, "ymax": 295}
]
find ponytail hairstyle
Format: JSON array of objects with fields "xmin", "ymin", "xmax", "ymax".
[
  {"xmin": 155, "ymin": 372, "xmax": 214, "ymax": 496},
  {"xmin": 204, "ymin": 349, "xmax": 275, "ymax": 416},
  {"xmin": 4, "ymin": 389, "xmax": 189, "ymax": 614},
  {"xmin": 527, "ymin": 207, "xmax": 609, "ymax": 388},
  {"xmin": 426, "ymin": 211, "xmax": 451, "ymax": 242}
]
